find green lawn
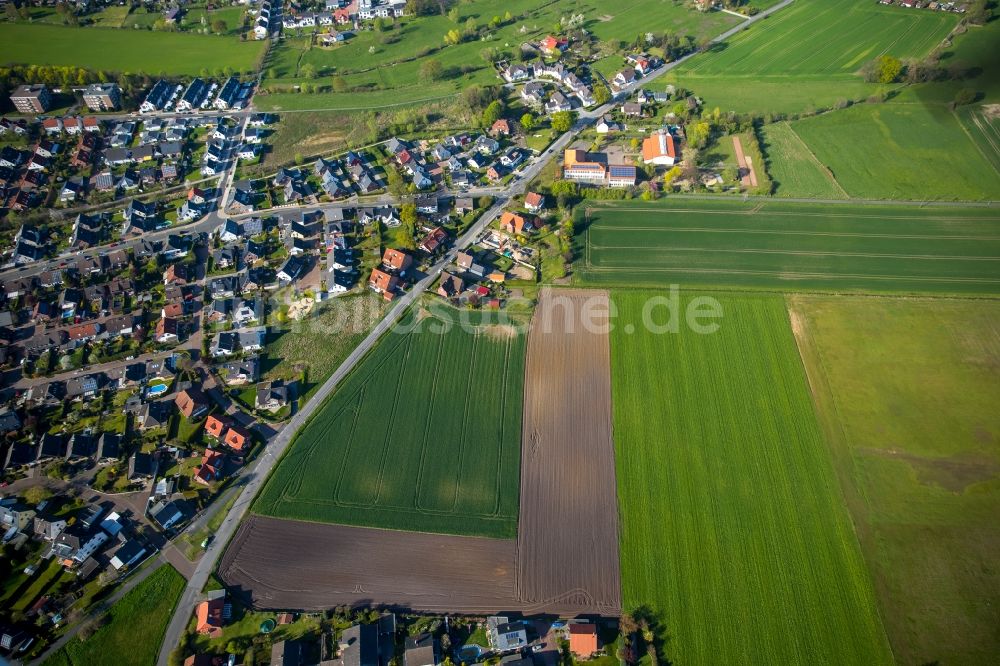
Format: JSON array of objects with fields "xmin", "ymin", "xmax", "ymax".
[
  {"xmin": 788, "ymin": 102, "xmax": 1000, "ymax": 200},
  {"xmin": 0, "ymin": 23, "xmax": 263, "ymax": 75},
  {"xmin": 574, "ymin": 198, "xmax": 1000, "ymax": 294},
  {"xmin": 610, "ymin": 292, "xmax": 891, "ymax": 665},
  {"xmin": 254, "ymin": 304, "xmax": 526, "ymax": 538},
  {"xmin": 760, "ymin": 121, "xmax": 849, "ymax": 198},
  {"xmin": 790, "ymin": 295, "xmax": 1000, "ymax": 665},
  {"xmin": 42, "ymin": 564, "xmax": 185, "ymax": 666}
]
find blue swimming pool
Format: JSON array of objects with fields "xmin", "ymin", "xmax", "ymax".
[{"xmin": 147, "ymin": 383, "xmax": 168, "ymax": 396}]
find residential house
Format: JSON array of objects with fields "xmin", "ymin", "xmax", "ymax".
[
  {"xmin": 175, "ymin": 388, "xmax": 209, "ymax": 420},
  {"xmin": 524, "ymin": 192, "xmax": 545, "ymax": 213},
  {"xmin": 500, "ymin": 211, "xmax": 535, "ymax": 235},
  {"xmin": 437, "ymin": 272, "xmax": 464, "ymax": 299}
]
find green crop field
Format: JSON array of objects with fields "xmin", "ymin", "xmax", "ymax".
[
  {"xmin": 254, "ymin": 304, "xmax": 526, "ymax": 538},
  {"xmin": 682, "ymin": 0, "xmax": 955, "ymax": 77},
  {"xmin": 0, "ymin": 23, "xmax": 263, "ymax": 75},
  {"xmin": 957, "ymin": 105, "xmax": 1000, "ymax": 175},
  {"xmin": 788, "ymin": 102, "xmax": 1000, "ymax": 200},
  {"xmin": 610, "ymin": 292, "xmax": 892, "ymax": 665},
  {"xmin": 574, "ymin": 199, "xmax": 1000, "ymax": 294},
  {"xmin": 42, "ymin": 565, "xmax": 185, "ymax": 666},
  {"xmin": 663, "ymin": 0, "xmax": 956, "ymax": 115},
  {"xmin": 790, "ymin": 295, "xmax": 1000, "ymax": 665},
  {"xmin": 760, "ymin": 121, "xmax": 848, "ymax": 198}
]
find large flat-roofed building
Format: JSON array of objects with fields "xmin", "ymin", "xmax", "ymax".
[
  {"xmin": 82, "ymin": 83, "xmax": 122, "ymax": 111},
  {"xmin": 10, "ymin": 84, "xmax": 51, "ymax": 113}
]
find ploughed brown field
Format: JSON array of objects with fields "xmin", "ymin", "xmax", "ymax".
[
  {"xmin": 516, "ymin": 289, "xmax": 622, "ymax": 614},
  {"xmin": 219, "ymin": 516, "xmax": 520, "ymax": 613},
  {"xmin": 221, "ymin": 290, "xmax": 621, "ymax": 615}
]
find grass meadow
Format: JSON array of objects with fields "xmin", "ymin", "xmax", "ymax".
[
  {"xmin": 42, "ymin": 565, "xmax": 185, "ymax": 666},
  {"xmin": 264, "ymin": 292, "xmax": 388, "ymax": 405},
  {"xmin": 759, "ymin": 121, "xmax": 849, "ymax": 198},
  {"xmin": 788, "ymin": 102, "xmax": 1000, "ymax": 200},
  {"xmin": 790, "ymin": 295, "xmax": 1000, "ymax": 664},
  {"xmin": 254, "ymin": 304, "xmax": 526, "ymax": 538},
  {"xmin": 610, "ymin": 292, "xmax": 891, "ymax": 665},
  {"xmin": 0, "ymin": 23, "xmax": 263, "ymax": 75},
  {"xmin": 574, "ymin": 199, "xmax": 1000, "ymax": 294}
]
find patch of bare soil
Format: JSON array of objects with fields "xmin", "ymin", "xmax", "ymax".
[
  {"xmin": 483, "ymin": 324, "xmax": 518, "ymax": 341},
  {"xmin": 219, "ymin": 516, "xmax": 519, "ymax": 613},
  {"xmin": 515, "ymin": 289, "xmax": 622, "ymax": 614},
  {"xmin": 859, "ymin": 448, "xmax": 1000, "ymax": 493}
]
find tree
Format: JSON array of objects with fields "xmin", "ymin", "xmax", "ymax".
[
  {"xmin": 211, "ymin": 20, "xmax": 228, "ymax": 35},
  {"xmin": 592, "ymin": 83, "xmax": 611, "ymax": 105},
  {"xmin": 954, "ymin": 88, "xmax": 977, "ymax": 106},
  {"xmin": 23, "ymin": 486, "xmax": 52, "ymax": 506},
  {"xmin": 444, "ymin": 29, "xmax": 461, "ymax": 45},
  {"xmin": 419, "ymin": 59, "xmax": 443, "ymax": 82},
  {"xmin": 863, "ymin": 55, "xmax": 903, "ymax": 84},
  {"xmin": 550, "ymin": 110, "xmax": 576, "ymax": 133},
  {"xmin": 520, "ymin": 113, "xmax": 536, "ymax": 131},
  {"xmin": 386, "ymin": 167, "xmax": 406, "ymax": 197},
  {"xmin": 332, "ymin": 76, "xmax": 347, "ymax": 92},
  {"xmin": 482, "ymin": 100, "xmax": 504, "ymax": 127},
  {"xmin": 399, "ymin": 203, "xmax": 418, "ymax": 250},
  {"xmin": 448, "ymin": 7, "xmax": 460, "ymax": 23},
  {"xmin": 300, "ymin": 63, "xmax": 318, "ymax": 79}
]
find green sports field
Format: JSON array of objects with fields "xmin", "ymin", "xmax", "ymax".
[
  {"xmin": 0, "ymin": 23, "xmax": 263, "ymax": 75},
  {"xmin": 791, "ymin": 295, "xmax": 1000, "ymax": 665},
  {"xmin": 788, "ymin": 102, "xmax": 1000, "ymax": 200},
  {"xmin": 254, "ymin": 304, "xmax": 525, "ymax": 538},
  {"xmin": 610, "ymin": 292, "xmax": 892, "ymax": 665},
  {"xmin": 574, "ymin": 199, "xmax": 1000, "ymax": 294}
]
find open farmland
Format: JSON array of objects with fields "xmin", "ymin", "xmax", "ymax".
[
  {"xmin": 788, "ymin": 102, "xmax": 1000, "ymax": 200},
  {"xmin": 574, "ymin": 199, "xmax": 1000, "ymax": 294},
  {"xmin": 681, "ymin": 0, "xmax": 956, "ymax": 77},
  {"xmin": 760, "ymin": 121, "xmax": 849, "ymax": 199},
  {"xmin": 957, "ymin": 105, "xmax": 1000, "ymax": 175},
  {"xmin": 0, "ymin": 23, "xmax": 264, "ymax": 75},
  {"xmin": 663, "ymin": 0, "xmax": 956, "ymax": 114},
  {"xmin": 789, "ymin": 296, "xmax": 1000, "ymax": 665},
  {"xmin": 610, "ymin": 292, "xmax": 892, "ymax": 665},
  {"xmin": 516, "ymin": 290, "xmax": 621, "ymax": 615},
  {"xmin": 220, "ymin": 516, "xmax": 521, "ymax": 613},
  {"xmin": 253, "ymin": 304, "xmax": 525, "ymax": 539}
]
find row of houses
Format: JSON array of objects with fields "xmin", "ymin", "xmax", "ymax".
[{"xmin": 140, "ymin": 77, "xmax": 253, "ymax": 114}]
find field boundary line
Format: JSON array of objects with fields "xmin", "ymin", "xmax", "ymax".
[
  {"xmin": 413, "ymin": 329, "xmax": 448, "ymax": 512},
  {"xmin": 332, "ymin": 384, "xmax": 366, "ymax": 504},
  {"xmin": 371, "ymin": 332, "xmax": 414, "ymax": 506},
  {"xmin": 958, "ymin": 109, "xmax": 1000, "ymax": 179},
  {"xmin": 590, "ymin": 207, "xmax": 1000, "ymax": 221},
  {"xmin": 448, "ymin": 332, "xmax": 479, "ymax": 514},
  {"xmin": 590, "ymin": 244, "xmax": 1000, "ymax": 261},
  {"xmin": 781, "ymin": 122, "xmax": 851, "ymax": 198},
  {"xmin": 581, "ymin": 264, "xmax": 1000, "ymax": 284},
  {"xmin": 589, "ymin": 224, "xmax": 1000, "ymax": 240}
]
